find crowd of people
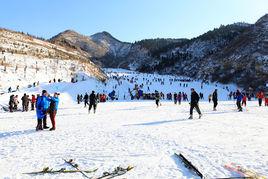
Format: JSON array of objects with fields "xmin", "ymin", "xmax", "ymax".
[
  {"xmin": 5, "ymin": 70, "xmax": 268, "ymax": 130},
  {"xmin": 76, "ymin": 91, "xmax": 99, "ymax": 114}
]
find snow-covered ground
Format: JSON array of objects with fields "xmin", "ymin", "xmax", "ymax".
[
  {"xmin": 0, "ymin": 100, "xmax": 268, "ymax": 178},
  {"xmin": 1, "ymin": 69, "xmax": 267, "ymax": 179}
]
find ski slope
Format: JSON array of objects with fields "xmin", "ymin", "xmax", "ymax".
[{"xmin": 1, "ymin": 68, "xmax": 236, "ymax": 104}]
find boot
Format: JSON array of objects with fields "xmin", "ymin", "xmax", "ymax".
[
  {"xmin": 43, "ymin": 117, "xmax": 49, "ymax": 129},
  {"xmin": 199, "ymin": 114, "xmax": 202, "ymax": 119},
  {"xmin": 188, "ymin": 115, "xmax": 193, "ymax": 119},
  {"xmin": 36, "ymin": 120, "xmax": 43, "ymax": 131},
  {"xmin": 49, "ymin": 127, "xmax": 55, "ymax": 131}
]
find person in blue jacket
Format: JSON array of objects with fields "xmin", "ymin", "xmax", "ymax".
[
  {"xmin": 48, "ymin": 92, "xmax": 60, "ymax": 131},
  {"xmin": 36, "ymin": 90, "xmax": 50, "ymax": 131},
  {"xmin": 236, "ymin": 90, "xmax": 243, "ymax": 112}
]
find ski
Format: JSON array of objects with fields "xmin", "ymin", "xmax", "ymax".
[
  {"xmin": 224, "ymin": 163, "xmax": 266, "ymax": 179},
  {"xmin": 174, "ymin": 153, "xmax": 203, "ymax": 178},
  {"xmin": 95, "ymin": 166, "xmax": 134, "ymax": 179},
  {"xmin": 23, "ymin": 167, "xmax": 98, "ymax": 175},
  {"xmin": 63, "ymin": 158, "xmax": 91, "ymax": 178}
]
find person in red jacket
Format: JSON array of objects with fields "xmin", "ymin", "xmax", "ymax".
[
  {"xmin": 31, "ymin": 94, "xmax": 36, "ymax": 111},
  {"xmin": 257, "ymin": 91, "xmax": 264, "ymax": 106},
  {"xmin": 242, "ymin": 95, "xmax": 247, "ymax": 107},
  {"xmin": 265, "ymin": 96, "xmax": 268, "ymax": 106}
]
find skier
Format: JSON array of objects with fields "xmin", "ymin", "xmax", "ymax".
[
  {"xmin": 242, "ymin": 94, "xmax": 247, "ymax": 107},
  {"xmin": 208, "ymin": 94, "xmax": 212, "ymax": 103},
  {"xmin": 256, "ymin": 91, "xmax": 264, "ymax": 106},
  {"xmin": 174, "ymin": 93, "xmax": 178, "ymax": 104},
  {"xmin": 14, "ymin": 95, "xmax": 19, "ymax": 111},
  {"xmin": 36, "ymin": 90, "xmax": 50, "ymax": 130},
  {"xmin": 77, "ymin": 94, "xmax": 80, "ymax": 104},
  {"xmin": 9, "ymin": 95, "xmax": 15, "ymax": 112},
  {"xmin": 265, "ymin": 96, "xmax": 268, "ymax": 106},
  {"xmin": 88, "ymin": 91, "xmax": 97, "ymax": 114},
  {"xmin": 189, "ymin": 88, "xmax": 202, "ymax": 119},
  {"xmin": 236, "ymin": 90, "xmax": 243, "ymax": 112},
  {"xmin": 177, "ymin": 92, "xmax": 182, "ymax": 105},
  {"xmin": 84, "ymin": 93, "xmax": 89, "ymax": 107},
  {"xmin": 31, "ymin": 95, "xmax": 36, "ymax": 110},
  {"xmin": 48, "ymin": 93, "xmax": 60, "ymax": 131},
  {"xmin": 155, "ymin": 90, "xmax": 160, "ymax": 107},
  {"xmin": 212, "ymin": 89, "xmax": 218, "ymax": 111},
  {"xmin": 21, "ymin": 93, "xmax": 27, "ymax": 112},
  {"xmin": 25, "ymin": 95, "xmax": 30, "ymax": 111}
]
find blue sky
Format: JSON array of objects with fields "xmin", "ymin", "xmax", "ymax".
[{"xmin": 1, "ymin": 0, "xmax": 268, "ymax": 42}]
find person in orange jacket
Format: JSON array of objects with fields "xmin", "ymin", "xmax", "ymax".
[{"xmin": 257, "ymin": 91, "xmax": 264, "ymax": 106}]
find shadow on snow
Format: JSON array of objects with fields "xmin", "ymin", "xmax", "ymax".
[{"xmin": 0, "ymin": 129, "xmax": 36, "ymax": 139}]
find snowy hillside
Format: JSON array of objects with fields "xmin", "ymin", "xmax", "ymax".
[
  {"xmin": 0, "ymin": 68, "xmax": 236, "ymax": 105},
  {"xmin": 0, "ymin": 28, "xmax": 107, "ymax": 91}
]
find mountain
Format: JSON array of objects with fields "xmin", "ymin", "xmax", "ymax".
[
  {"xmin": 50, "ymin": 30, "xmax": 131, "ymax": 68},
  {"xmin": 138, "ymin": 15, "xmax": 268, "ymax": 89},
  {"xmin": 131, "ymin": 19, "xmax": 267, "ymax": 89},
  {"xmin": 49, "ymin": 14, "xmax": 268, "ymax": 89},
  {"xmin": 50, "ymin": 31, "xmax": 187, "ymax": 70},
  {"xmin": 0, "ymin": 28, "xmax": 107, "ymax": 90}
]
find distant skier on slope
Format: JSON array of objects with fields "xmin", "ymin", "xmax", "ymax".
[
  {"xmin": 236, "ymin": 90, "xmax": 243, "ymax": 112},
  {"xmin": 242, "ymin": 94, "xmax": 247, "ymax": 107},
  {"xmin": 88, "ymin": 91, "xmax": 98, "ymax": 114},
  {"xmin": 155, "ymin": 90, "xmax": 160, "ymax": 107},
  {"xmin": 9, "ymin": 95, "xmax": 15, "ymax": 112},
  {"xmin": 21, "ymin": 93, "xmax": 27, "ymax": 112},
  {"xmin": 256, "ymin": 90, "xmax": 264, "ymax": 106},
  {"xmin": 208, "ymin": 94, "xmax": 212, "ymax": 103},
  {"xmin": 77, "ymin": 94, "xmax": 80, "ymax": 104},
  {"xmin": 189, "ymin": 88, "xmax": 202, "ymax": 119},
  {"xmin": 212, "ymin": 89, "xmax": 218, "ymax": 111},
  {"xmin": 177, "ymin": 92, "xmax": 182, "ymax": 105},
  {"xmin": 174, "ymin": 93, "xmax": 177, "ymax": 104},
  {"xmin": 84, "ymin": 93, "xmax": 89, "ymax": 107},
  {"xmin": 31, "ymin": 94, "xmax": 36, "ymax": 111}
]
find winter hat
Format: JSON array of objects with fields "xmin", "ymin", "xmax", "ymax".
[{"xmin": 42, "ymin": 90, "xmax": 47, "ymax": 94}]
